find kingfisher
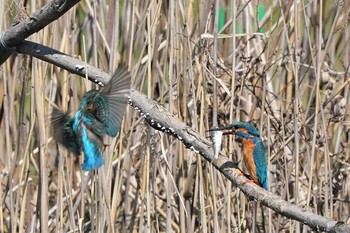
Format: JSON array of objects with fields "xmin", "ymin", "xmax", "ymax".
[
  {"xmin": 209, "ymin": 122, "xmax": 268, "ymax": 190},
  {"xmin": 51, "ymin": 67, "xmax": 131, "ymax": 171}
]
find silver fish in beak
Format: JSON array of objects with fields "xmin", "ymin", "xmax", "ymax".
[{"xmin": 208, "ymin": 127, "xmax": 229, "ymax": 159}]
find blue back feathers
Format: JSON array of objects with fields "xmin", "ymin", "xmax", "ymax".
[
  {"xmin": 80, "ymin": 125, "xmax": 105, "ymax": 171},
  {"xmin": 252, "ymin": 138, "xmax": 269, "ymax": 190}
]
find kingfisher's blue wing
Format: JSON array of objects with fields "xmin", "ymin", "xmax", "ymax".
[
  {"xmin": 51, "ymin": 108, "xmax": 80, "ymax": 155},
  {"xmin": 253, "ymin": 139, "xmax": 268, "ymax": 190},
  {"xmin": 94, "ymin": 67, "xmax": 131, "ymax": 137}
]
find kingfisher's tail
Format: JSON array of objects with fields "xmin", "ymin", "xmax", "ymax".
[
  {"xmin": 261, "ymin": 173, "xmax": 269, "ymax": 190},
  {"xmin": 262, "ymin": 180, "xmax": 268, "ymax": 191}
]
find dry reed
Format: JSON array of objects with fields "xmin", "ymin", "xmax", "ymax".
[{"xmin": 1, "ymin": 0, "xmax": 350, "ymax": 232}]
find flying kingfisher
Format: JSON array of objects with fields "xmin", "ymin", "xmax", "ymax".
[
  {"xmin": 52, "ymin": 67, "xmax": 131, "ymax": 171},
  {"xmin": 209, "ymin": 122, "xmax": 268, "ymax": 190}
]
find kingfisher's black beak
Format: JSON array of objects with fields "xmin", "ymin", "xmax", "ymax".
[{"xmin": 208, "ymin": 126, "xmax": 236, "ymax": 135}]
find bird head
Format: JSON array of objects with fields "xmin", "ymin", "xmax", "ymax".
[
  {"xmin": 209, "ymin": 122, "xmax": 260, "ymax": 139},
  {"xmin": 79, "ymin": 90, "xmax": 98, "ymax": 110}
]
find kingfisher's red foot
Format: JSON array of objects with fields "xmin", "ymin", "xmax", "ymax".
[
  {"xmin": 237, "ymin": 173, "xmax": 255, "ymax": 185},
  {"xmin": 238, "ymin": 172, "xmax": 253, "ymax": 180},
  {"xmin": 242, "ymin": 179, "xmax": 255, "ymax": 185},
  {"xmin": 102, "ymin": 144, "xmax": 108, "ymax": 152}
]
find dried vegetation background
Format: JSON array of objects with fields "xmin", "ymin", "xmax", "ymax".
[{"xmin": 1, "ymin": 0, "xmax": 350, "ymax": 232}]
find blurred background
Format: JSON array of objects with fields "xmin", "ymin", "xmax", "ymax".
[{"xmin": 1, "ymin": 0, "xmax": 350, "ymax": 232}]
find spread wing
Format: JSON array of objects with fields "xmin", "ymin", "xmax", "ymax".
[
  {"xmin": 93, "ymin": 67, "xmax": 131, "ymax": 137},
  {"xmin": 253, "ymin": 139, "xmax": 268, "ymax": 190},
  {"xmin": 51, "ymin": 108, "xmax": 80, "ymax": 155}
]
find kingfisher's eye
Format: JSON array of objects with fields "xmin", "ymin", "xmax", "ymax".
[{"xmin": 235, "ymin": 137, "xmax": 243, "ymax": 143}]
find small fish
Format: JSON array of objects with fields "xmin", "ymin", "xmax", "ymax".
[{"xmin": 210, "ymin": 129, "xmax": 223, "ymax": 159}]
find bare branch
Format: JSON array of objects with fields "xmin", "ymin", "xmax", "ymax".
[{"xmin": 16, "ymin": 40, "xmax": 107, "ymax": 85}]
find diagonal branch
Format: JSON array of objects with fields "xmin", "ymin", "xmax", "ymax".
[
  {"xmin": 13, "ymin": 41, "xmax": 350, "ymax": 233},
  {"xmin": 0, "ymin": 0, "xmax": 80, "ymax": 64},
  {"xmin": 16, "ymin": 40, "xmax": 107, "ymax": 85}
]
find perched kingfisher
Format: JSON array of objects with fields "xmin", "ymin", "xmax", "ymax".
[
  {"xmin": 52, "ymin": 67, "xmax": 131, "ymax": 171},
  {"xmin": 209, "ymin": 122, "xmax": 268, "ymax": 190}
]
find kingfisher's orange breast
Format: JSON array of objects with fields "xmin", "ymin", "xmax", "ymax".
[{"xmin": 242, "ymin": 138, "xmax": 259, "ymax": 185}]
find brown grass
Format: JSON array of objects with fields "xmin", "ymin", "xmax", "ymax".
[{"xmin": 1, "ymin": 0, "xmax": 350, "ymax": 232}]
